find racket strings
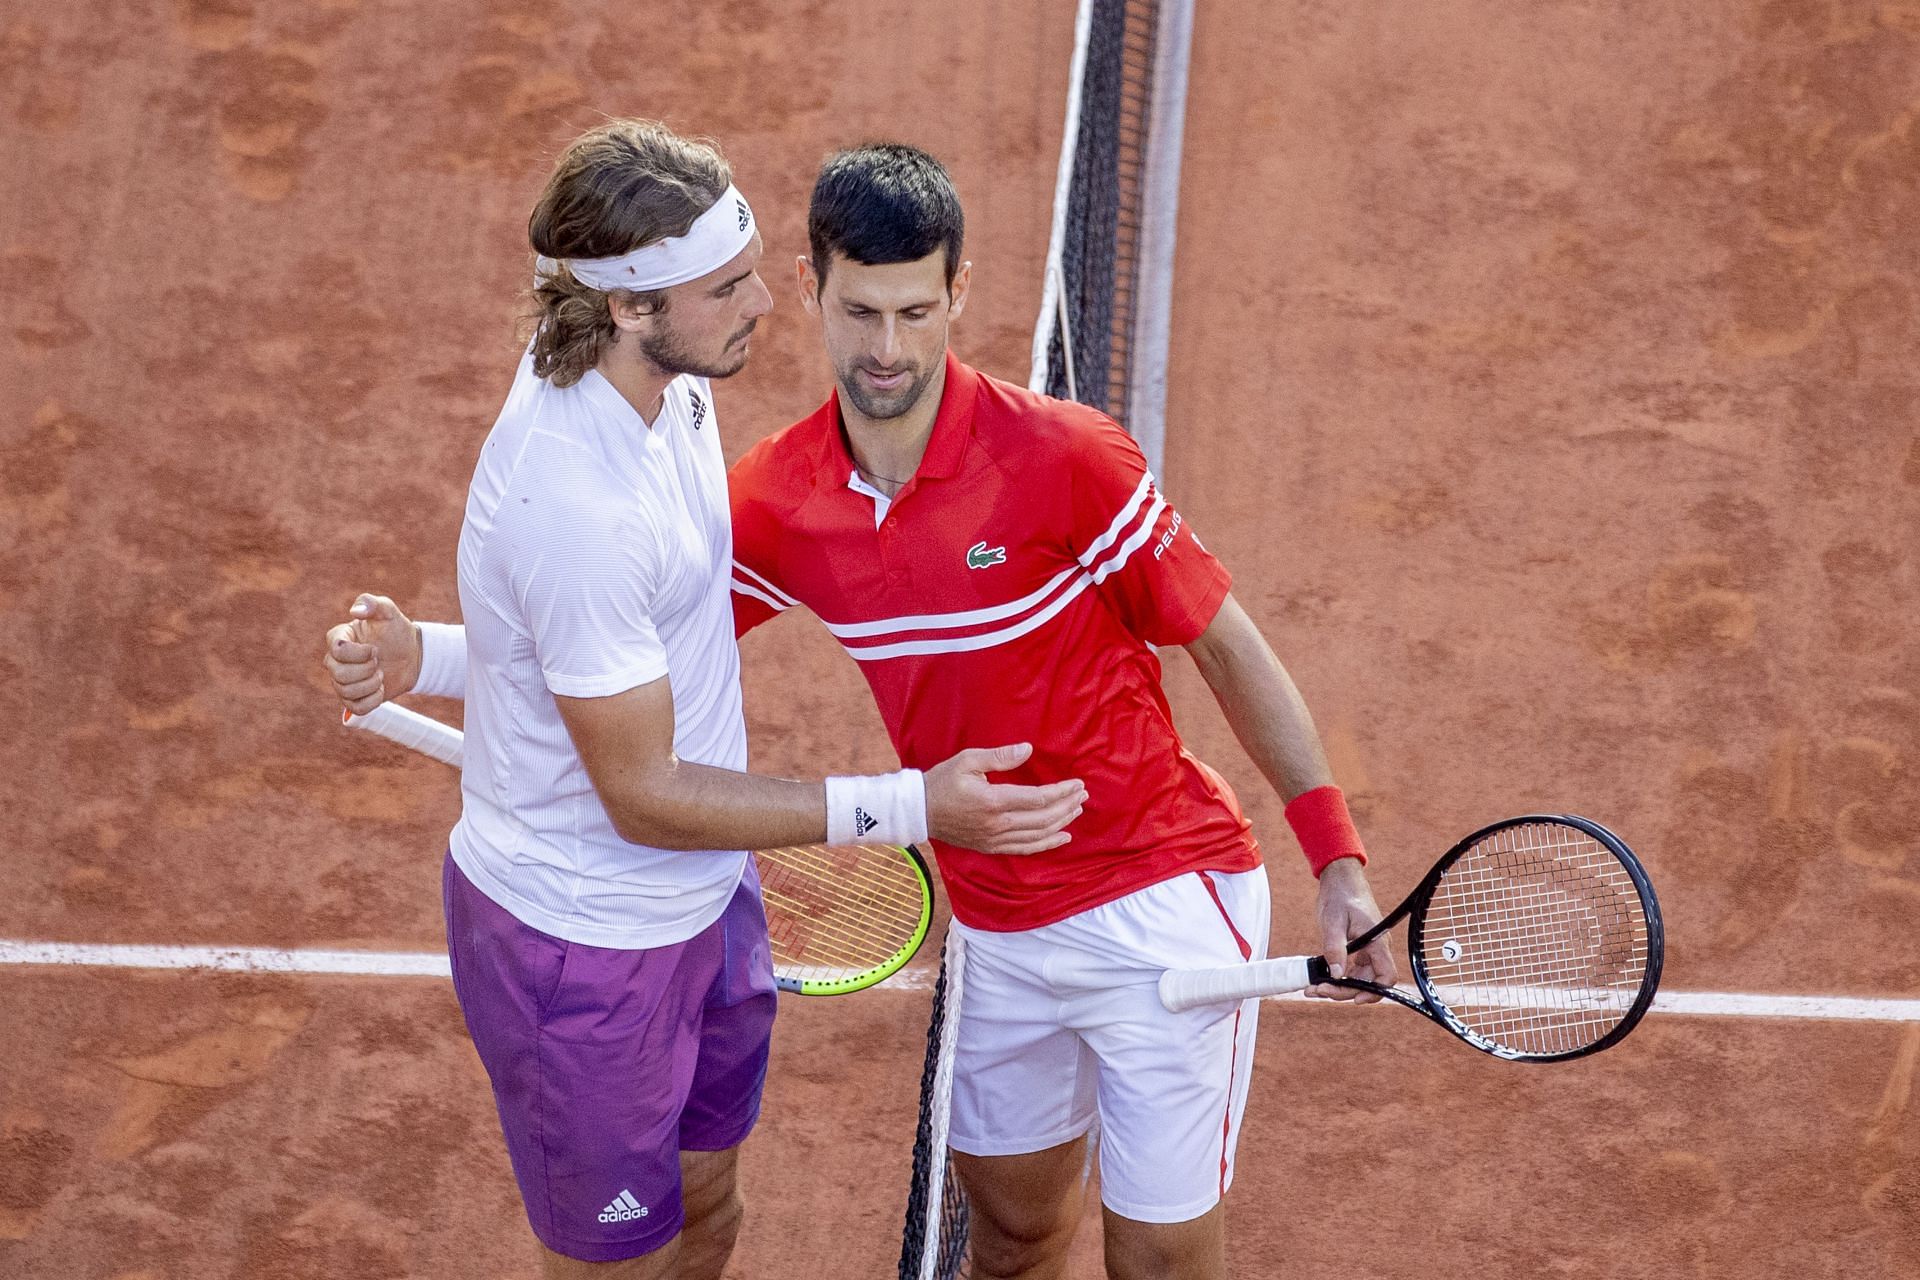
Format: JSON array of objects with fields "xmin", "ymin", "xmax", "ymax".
[
  {"xmin": 761, "ymin": 860, "xmax": 926, "ymax": 940},
  {"xmin": 1420, "ymin": 823, "xmax": 1651, "ymax": 1056},
  {"xmin": 761, "ymin": 897, "xmax": 923, "ymax": 971},
  {"xmin": 1428, "ymin": 868, "xmax": 1646, "ymax": 1053},
  {"xmin": 757, "ymin": 844, "xmax": 928, "ymax": 981}
]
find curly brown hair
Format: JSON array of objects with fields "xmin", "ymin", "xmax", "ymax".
[{"xmin": 523, "ymin": 121, "xmax": 733, "ymax": 387}]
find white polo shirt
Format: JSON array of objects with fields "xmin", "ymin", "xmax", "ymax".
[{"xmin": 448, "ymin": 350, "xmax": 748, "ymax": 949}]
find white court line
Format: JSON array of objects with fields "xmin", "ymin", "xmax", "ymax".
[
  {"xmin": 0, "ymin": 940, "xmax": 451, "ymax": 977},
  {"xmin": 3, "ymin": 939, "xmax": 1917, "ymax": 1023}
]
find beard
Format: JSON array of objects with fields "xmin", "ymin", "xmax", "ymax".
[
  {"xmin": 837, "ymin": 356, "xmax": 939, "ymax": 421},
  {"xmin": 637, "ymin": 317, "xmax": 757, "ymax": 380}
]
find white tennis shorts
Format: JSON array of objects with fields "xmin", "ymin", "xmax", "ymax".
[{"xmin": 947, "ymin": 865, "xmax": 1271, "ymax": 1223}]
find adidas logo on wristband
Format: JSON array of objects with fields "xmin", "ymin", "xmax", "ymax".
[{"xmin": 826, "ymin": 771, "xmax": 926, "ymax": 847}]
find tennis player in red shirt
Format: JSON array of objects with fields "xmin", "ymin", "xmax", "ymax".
[
  {"xmin": 318, "ymin": 124, "xmax": 1085, "ymax": 1280},
  {"xmin": 728, "ymin": 144, "xmax": 1395, "ymax": 1280}
]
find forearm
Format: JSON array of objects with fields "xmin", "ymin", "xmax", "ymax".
[
  {"xmin": 1187, "ymin": 601, "xmax": 1334, "ymax": 803},
  {"xmin": 558, "ymin": 680, "xmax": 929, "ymax": 853},
  {"xmin": 595, "ymin": 758, "xmax": 830, "ymax": 851},
  {"xmin": 1187, "ymin": 595, "xmax": 1373, "ymax": 877}
]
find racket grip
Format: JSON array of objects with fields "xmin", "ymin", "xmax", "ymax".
[
  {"xmin": 1158, "ymin": 954, "xmax": 1325, "ymax": 1013},
  {"xmin": 343, "ymin": 703, "xmax": 465, "ymax": 769}
]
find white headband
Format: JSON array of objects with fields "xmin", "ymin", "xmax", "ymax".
[{"xmin": 536, "ymin": 183, "xmax": 757, "ymax": 293}]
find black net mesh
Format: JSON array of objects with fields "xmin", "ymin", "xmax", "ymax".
[
  {"xmin": 1042, "ymin": 0, "xmax": 1160, "ymax": 421},
  {"xmin": 897, "ymin": 952, "xmax": 971, "ymax": 1279}
]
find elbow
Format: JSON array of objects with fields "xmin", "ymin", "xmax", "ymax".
[
  {"xmin": 608, "ymin": 809, "xmax": 693, "ymax": 850},
  {"xmin": 590, "ymin": 755, "xmax": 697, "ymax": 849},
  {"xmin": 605, "ymin": 794, "xmax": 709, "ymax": 851},
  {"xmin": 608, "ymin": 812, "xmax": 661, "ymax": 848},
  {"xmin": 1184, "ymin": 634, "xmax": 1237, "ymax": 693}
]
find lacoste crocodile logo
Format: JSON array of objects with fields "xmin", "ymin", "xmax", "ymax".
[{"xmin": 966, "ymin": 541, "xmax": 1007, "ymax": 570}]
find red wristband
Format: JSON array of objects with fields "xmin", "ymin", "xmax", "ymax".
[{"xmin": 1284, "ymin": 785, "xmax": 1368, "ymax": 877}]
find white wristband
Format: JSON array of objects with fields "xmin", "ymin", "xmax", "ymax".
[
  {"xmin": 825, "ymin": 770, "xmax": 928, "ymax": 846},
  {"xmin": 412, "ymin": 621, "xmax": 468, "ymax": 699}
]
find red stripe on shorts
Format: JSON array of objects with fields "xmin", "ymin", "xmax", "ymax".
[
  {"xmin": 1197, "ymin": 870, "xmax": 1251, "ymax": 1194},
  {"xmin": 1196, "ymin": 870, "xmax": 1253, "ymax": 960},
  {"xmin": 1220, "ymin": 1004, "xmax": 1243, "ymax": 1194}
]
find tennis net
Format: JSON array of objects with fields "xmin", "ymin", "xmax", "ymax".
[
  {"xmin": 898, "ymin": 3, "xmax": 1192, "ymax": 1276},
  {"xmin": 896, "ymin": 933, "xmax": 970, "ymax": 1280},
  {"xmin": 1030, "ymin": 0, "xmax": 1159, "ymax": 421},
  {"xmin": 1028, "ymin": 0, "xmax": 1192, "ymax": 477}
]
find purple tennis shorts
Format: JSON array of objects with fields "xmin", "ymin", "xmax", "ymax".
[{"xmin": 442, "ymin": 852, "xmax": 776, "ymax": 1262}]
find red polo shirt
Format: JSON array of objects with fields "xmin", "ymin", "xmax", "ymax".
[{"xmin": 730, "ymin": 353, "xmax": 1260, "ymax": 931}]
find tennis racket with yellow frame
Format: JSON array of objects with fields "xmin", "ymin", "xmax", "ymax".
[{"xmin": 342, "ymin": 701, "xmax": 933, "ymax": 996}]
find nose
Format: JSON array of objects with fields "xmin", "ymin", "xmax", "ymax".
[
  {"xmin": 745, "ymin": 273, "xmax": 773, "ymax": 319},
  {"xmin": 874, "ymin": 317, "xmax": 903, "ymax": 367}
]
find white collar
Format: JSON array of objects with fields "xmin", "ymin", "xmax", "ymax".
[{"xmin": 846, "ymin": 469, "xmax": 890, "ymax": 529}]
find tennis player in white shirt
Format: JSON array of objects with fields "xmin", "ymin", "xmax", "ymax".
[{"xmin": 322, "ymin": 119, "xmax": 1082, "ymax": 1280}]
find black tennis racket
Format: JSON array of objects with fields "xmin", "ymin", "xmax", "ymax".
[{"xmin": 1159, "ymin": 815, "xmax": 1664, "ymax": 1062}]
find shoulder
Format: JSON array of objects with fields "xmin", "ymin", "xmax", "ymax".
[
  {"xmin": 493, "ymin": 421, "xmax": 650, "ymax": 558},
  {"xmin": 479, "ymin": 380, "xmax": 619, "ymax": 516},
  {"xmin": 966, "ymin": 366, "xmax": 1136, "ymax": 472},
  {"xmin": 504, "ymin": 476, "xmax": 650, "ymax": 571},
  {"xmin": 731, "ymin": 403, "xmax": 835, "ymax": 507},
  {"xmin": 505, "ymin": 425, "xmax": 626, "ymax": 505}
]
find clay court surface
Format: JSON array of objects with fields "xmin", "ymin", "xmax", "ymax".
[{"xmin": 2, "ymin": 0, "xmax": 1916, "ymax": 1275}]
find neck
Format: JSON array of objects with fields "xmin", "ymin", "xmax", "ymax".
[
  {"xmin": 593, "ymin": 347, "xmax": 676, "ymax": 426},
  {"xmin": 843, "ymin": 358, "xmax": 948, "ymax": 495}
]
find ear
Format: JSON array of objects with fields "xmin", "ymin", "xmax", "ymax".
[
  {"xmin": 946, "ymin": 261, "xmax": 973, "ymax": 321},
  {"xmin": 796, "ymin": 255, "xmax": 822, "ymax": 317},
  {"xmin": 607, "ymin": 289, "xmax": 660, "ymax": 334}
]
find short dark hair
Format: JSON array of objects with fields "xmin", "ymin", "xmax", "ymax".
[{"xmin": 808, "ymin": 144, "xmax": 964, "ymax": 288}]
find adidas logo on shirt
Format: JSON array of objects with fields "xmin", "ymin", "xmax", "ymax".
[
  {"xmin": 599, "ymin": 1189, "xmax": 650, "ymax": 1224},
  {"xmin": 689, "ymin": 389, "xmax": 707, "ymax": 430},
  {"xmin": 854, "ymin": 807, "xmax": 878, "ymax": 837}
]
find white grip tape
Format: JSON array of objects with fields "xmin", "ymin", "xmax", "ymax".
[
  {"xmin": 344, "ymin": 703, "xmax": 465, "ymax": 769},
  {"xmin": 1158, "ymin": 954, "xmax": 1314, "ymax": 1013}
]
